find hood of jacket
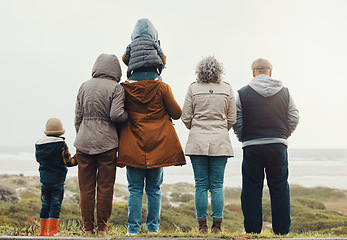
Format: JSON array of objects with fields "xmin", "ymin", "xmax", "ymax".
[
  {"xmin": 92, "ymin": 53, "xmax": 122, "ymax": 82},
  {"xmin": 249, "ymin": 74, "xmax": 283, "ymax": 97},
  {"xmin": 122, "ymin": 80, "xmax": 162, "ymax": 104},
  {"xmin": 131, "ymin": 18, "xmax": 158, "ymax": 41}
]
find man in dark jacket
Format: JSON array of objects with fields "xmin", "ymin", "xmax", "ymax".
[{"xmin": 233, "ymin": 58, "xmax": 299, "ymax": 235}]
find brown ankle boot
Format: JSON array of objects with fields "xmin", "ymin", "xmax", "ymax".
[
  {"xmin": 198, "ymin": 218, "xmax": 208, "ymax": 233},
  {"xmin": 211, "ymin": 218, "xmax": 222, "ymax": 234}
]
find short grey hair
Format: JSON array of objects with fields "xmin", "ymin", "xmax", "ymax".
[{"xmin": 195, "ymin": 56, "xmax": 224, "ymax": 84}]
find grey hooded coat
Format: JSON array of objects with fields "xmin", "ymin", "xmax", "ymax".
[{"xmin": 74, "ymin": 54, "xmax": 128, "ymax": 155}]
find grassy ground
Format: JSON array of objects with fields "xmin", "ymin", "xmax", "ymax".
[{"xmin": 1, "ymin": 174, "xmax": 347, "ymax": 237}]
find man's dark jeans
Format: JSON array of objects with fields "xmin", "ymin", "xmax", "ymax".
[
  {"xmin": 40, "ymin": 183, "xmax": 64, "ymax": 219},
  {"xmin": 241, "ymin": 143, "xmax": 290, "ymax": 235}
]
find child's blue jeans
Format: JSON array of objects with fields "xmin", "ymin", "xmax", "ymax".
[{"xmin": 40, "ymin": 183, "xmax": 64, "ymax": 219}]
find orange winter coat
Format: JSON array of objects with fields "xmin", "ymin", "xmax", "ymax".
[{"xmin": 117, "ymin": 80, "xmax": 186, "ymax": 169}]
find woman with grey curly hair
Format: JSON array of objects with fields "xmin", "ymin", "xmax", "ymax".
[
  {"xmin": 182, "ymin": 56, "xmax": 236, "ymax": 234},
  {"xmin": 195, "ymin": 56, "xmax": 224, "ymax": 84}
]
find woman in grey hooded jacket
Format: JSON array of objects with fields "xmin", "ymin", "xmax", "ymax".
[
  {"xmin": 182, "ymin": 56, "xmax": 236, "ymax": 233},
  {"xmin": 74, "ymin": 53, "xmax": 128, "ymax": 235}
]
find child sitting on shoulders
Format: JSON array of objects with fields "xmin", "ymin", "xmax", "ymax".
[
  {"xmin": 122, "ymin": 18, "xmax": 166, "ymax": 81},
  {"xmin": 35, "ymin": 118, "xmax": 77, "ymax": 236}
]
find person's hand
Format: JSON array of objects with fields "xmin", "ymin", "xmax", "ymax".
[{"xmin": 116, "ymin": 163, "xmax": 126, "ymax": 168}]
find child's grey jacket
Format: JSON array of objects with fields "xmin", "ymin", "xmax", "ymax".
[{"xmin": 124, "ymin": 18, "xmax": 164, "ymax": 78}]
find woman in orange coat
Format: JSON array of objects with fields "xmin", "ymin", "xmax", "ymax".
[{"xmin": 117, "ymin": 79, "xmax": 186, "ymax": 234}]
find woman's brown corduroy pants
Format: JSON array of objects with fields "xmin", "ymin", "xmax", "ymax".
[{"xmin": 77, "ymin": 149, "xmax": 117, "ymax": 232}]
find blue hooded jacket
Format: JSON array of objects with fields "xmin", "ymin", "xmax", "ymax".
[{"xmin": 131, "ymin": 18, "xmax": 158, "ymax": 41}]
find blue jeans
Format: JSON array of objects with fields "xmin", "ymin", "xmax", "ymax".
[
  {"xmin": 190, "ymin": 156, "xmax": 228, "ymax": 220},
  {"xmin": 241, "ymin": 144, "xmax": 290, "ymax": 235},
  {"xmin": 126, "ymin": 167, "xmax": 163, "ymax": 233},
  {"xmin": 40, "ymin": 183, "xmax": 64, "ymax": 219}
]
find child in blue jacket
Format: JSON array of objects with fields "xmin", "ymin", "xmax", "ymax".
[
  {"xmin": 35, "ymin": 118, "xmax": 77, "ymax": 236},
  {"xmin": 122, "ymin": 18, "xmax": 166, "ymax": 80}
]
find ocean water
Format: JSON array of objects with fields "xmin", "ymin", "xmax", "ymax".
[{"xmin": 1, "ymin": 146, "xmax": 347, "ymax": 189}]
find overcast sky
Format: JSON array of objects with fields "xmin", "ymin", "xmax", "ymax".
[{"xmin": 1, "ymin": 0, "xmax": 346, "ymax": 150}]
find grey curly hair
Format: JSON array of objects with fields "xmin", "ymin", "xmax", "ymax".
[{"xmin": 195, "ymin": 56, "xmax": 224, "ymax": 83}]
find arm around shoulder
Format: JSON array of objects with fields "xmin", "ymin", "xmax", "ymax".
[
  {"xmin": 232, "ymin": 93, "xmax": 243, "ymax": 142},
  {"xmin": 162, "ymin": 83, "xmax": 182, "ymax": 120},
  {"xmin": 110, "ymin": 84, "xmax": 128, "ymax": 123},
  {"xmin": 227, "ymin": 86, "xmax": 237, "ymax": 130},
  {"xmin": 181, "ymin": 86, "xmax": 193, "ymax": 129}
]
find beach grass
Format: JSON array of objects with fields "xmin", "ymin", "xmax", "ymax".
[{"xmin": 1, "ymin": 174, "xmax": 347, "ymax": 237}]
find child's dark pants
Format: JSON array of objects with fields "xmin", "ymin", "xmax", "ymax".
[{"xmin": 40, "ymin": 183, "xmax": 64, "ymax": 219}]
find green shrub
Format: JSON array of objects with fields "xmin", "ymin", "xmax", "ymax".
[
  {"xmin": 290, "ymin": 197, "xmax": 347, "ymax": 233},
  {"xmin": 17, "ymin": 179, "xmax": 25, "ymax": 185},
  {"xmin": 291, "ymin": 185, "xmax": 347, "ymax": 201},
  {"xmin": 19, "ymin": 189, "xmax": 40, "ymax": 200},
  {"xmin": 292, "ymin": 197, "xmax": 326, "ymax": 210},
  {"xmin": 114, "ymin": 184, "xmax": 128, "ymax": 198},
  {"xmin": 109, "ymin": 202, "xmax": 128, "ymax": 226},
  {"xmin": 170, "ymin": 192, "xmax": 194, "ymax": 203},
  {"xmin": 224, "ymin": 187, "xmax": 242, "ymax": 200},
  {"xmin": 60, "ymin": 203, "xmax": 82, "ymax": 223},
  {"xmin": 292, "ymin": 218, "xmax": 347, "ymax": 233},
  {"xmin": 0, "ymin": 185, "xmax": 19, "ymax": 204},
  {"xmin": 327, "ymin": 226, "xmax": 347, "ymax": 235},
  {"xmin": 160, "ymin": 203, "xmax": 196, "ymax": 232},
  {"xmin": 64, "ymin": 184, "xmax": 79, "ymax": 193},
  {"xmin": 222, "ymin": 204, "xmax": 244, "ymax": 232},
  {"xmin": 0, "ymin": 199, "xmax": 40, "ymax": 227}
]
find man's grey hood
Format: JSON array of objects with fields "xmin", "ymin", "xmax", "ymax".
[
  {"xmin": 249, "ymin": 74, "xmax": 283, "ymax": 97},
  {"xmin": 92, "ymin": 53, "xmax": 122, "ymax": 82},
  {"xmin": 131, "ymin": 18, "xmax": 158, "ymax": 41}
]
